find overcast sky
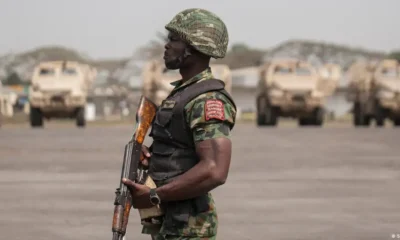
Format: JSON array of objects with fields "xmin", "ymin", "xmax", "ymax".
[{"xmin": 0, "ymin": 0, "xmax": 398, "ymax": 59}]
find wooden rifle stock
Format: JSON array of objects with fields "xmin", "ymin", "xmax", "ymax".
[{"xmin": 111, "ymin": 96, "xmax": 164, "ymax": 240}]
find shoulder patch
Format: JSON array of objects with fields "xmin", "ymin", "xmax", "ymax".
[{"xmin": 205, "ymin": 99, "xmax": 225, "ymax": 121}]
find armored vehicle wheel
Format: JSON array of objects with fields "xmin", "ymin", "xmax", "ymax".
[
  {"xmin": 364, "ymin": 117, "xmax": 371, "ymax": 126},
  {"xmin": 353, "ymin": 103, "xmax": 370, "ymax": 127},
  {"xmin": 352, "ymin": 103, "xmax": 361, "ymax": 126},
  {"xmin": 256, "ymin": 96, "xmax": 278, "ymax": 126},
  {"xmin": 76, "ymin": 107, "xmax": 86, "ymax": 128},
  {"xmin": 311, "ymin": 107, "xmax": 324, "ymax": 126},
  {"xmin": 256, "ymin": 96, "xmax": 267, "ymax": 126},
  {"xmin": 374, "ymin": 100, "xmax": 385, "ymax": 127},
  {"xmin": 298, "ymin": 118, "xmax": 311, "ymax": 126},
  {"xmin": 393, "ymin": 118, "xmax": 400, "ymax": 127},
  {"xmin": 30, "ymin": 106, "xmax": 43, "ymax": 128},
  {"xmin": 264, "ymin": 104, "xmax": 278, "ymax": 126},
  {"xmin": 257, "ymin": 113, "xmax": 266, "ymax": 126}
]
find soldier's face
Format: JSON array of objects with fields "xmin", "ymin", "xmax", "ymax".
[{"xmin": 164, "ymin": 32, "xmax": 190, "ymax": 69}]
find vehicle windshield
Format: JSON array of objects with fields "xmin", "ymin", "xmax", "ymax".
[
  {"xmin": 295, "ymin": 67, "xmax": 312, "ymax": 76},
  {"xmin": 62, "ymin": 67, "xmax": 78, "ymax": 76},
  {"xmin": 381, "ymin": 68, "xmax": 398, "ymax": 78},
  {"xmin": 274, "ymin": 66, "xmax": 292, "ymax": 74},
  {"xmin": 39, "ymin": 68, "xmax": 55, "ymax": 76}
]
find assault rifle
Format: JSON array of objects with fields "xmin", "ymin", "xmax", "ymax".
[{"xmin": 111, "ymin": 95, "xmax": 164, "ymax": 240}]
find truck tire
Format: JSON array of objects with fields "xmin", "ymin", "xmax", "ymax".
[
  {"xmin": 30, "ymin": 106, "xmax": 43, "ymax": 128},
  {"xmin": 76, "ymin": 107, "xmax": 86, "ymax": 128},
  {"xmin": 298, "ymin": 118, "xmax": 310, "ymax": 126},
  {"xmin": 353, "ymin": 102, "xmax": 370, "ymax": 127},
  {"xmin": 265, "ymin": 104, "xmax": 278, "ymax": 126},
  {"xmin": 353, "ymin": 103, "xmax": 361, "ymax": 126},
  {"xmin": 374, "ymin": 100, "xmax": 385, "ymax": 127},
  {"xmin": 311, "ymin": 107, "xmax": 324, "ymax": 126},
  {"xmin": 256, "ymin": 113, "xmax": 266, "ymax": 126},
  {"xmin": 393, "ymin": 118, "xmax": 400, "ymax": 127},
  {"xmin": 256, "ymin": 97, "xmax": 267, "ymax": 126}
]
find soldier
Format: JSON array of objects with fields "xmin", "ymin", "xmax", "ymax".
[{"xmin": 122, "ymin": 8, "xmax": 236, "ymax": 240}]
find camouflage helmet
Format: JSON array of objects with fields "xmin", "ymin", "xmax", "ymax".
[{"xmin": 165, "ymin": 8, "xmax": 229, "ymax": 59}]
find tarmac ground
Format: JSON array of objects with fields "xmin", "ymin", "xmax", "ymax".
[{"xmin": 0, "ymin": 120, "xmax": 399, "ymax": 240}]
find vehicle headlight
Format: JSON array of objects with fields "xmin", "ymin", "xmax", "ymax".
[
  {"xmin": 377, "ymin": 90, "xmax": 395, "ymax": 99},
  {"xmin": 310, "ymin": 91, "xmax": 323, "ymax": 98}
]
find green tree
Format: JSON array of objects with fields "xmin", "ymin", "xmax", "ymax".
[
  {"xmin": 388, "ymin": 50, "xmax": 400, "ymax": 62},
  {"xmin": 3, "ymin": 72, "xmax": 23, "ymax": 85}
]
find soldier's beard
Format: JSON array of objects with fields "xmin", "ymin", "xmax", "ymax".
[
  {"xmin": 165, "ymin": 48, "xmax": 191, "ymax": 70},
  {"xmin": 165, "ymin": 57, "xmax": 183, "ymax": 70}
]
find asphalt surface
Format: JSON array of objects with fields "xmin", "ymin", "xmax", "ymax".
[{"xmin": 1, "ymin": 121, "xmax": 399, "ymax": 240}]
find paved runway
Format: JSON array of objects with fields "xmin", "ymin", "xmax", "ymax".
[{"xmin": 0, "ymin": 122, "xmax": 399, "ymax": 240}]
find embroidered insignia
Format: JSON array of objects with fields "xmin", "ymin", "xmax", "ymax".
[
  {"xmin": 161, "ymin": 100, "xmax": 176, "ymax": 109},
  {"xmin": 205, "ymin": 99, "xmax": 225, "ymax": 121}
]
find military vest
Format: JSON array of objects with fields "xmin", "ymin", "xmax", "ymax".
[
  {"xmin": 147, "ymin": 78, "xmax": 236, "ymax": 230},
  {"xmin": 148, "ymin": 78, "xmax": 236, "ymax": 187}
]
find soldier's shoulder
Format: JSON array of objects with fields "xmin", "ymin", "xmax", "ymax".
[
  {"xmin": 184, "ymin": 89, "xmax": 236, "ymax": 130},
  {"xmin": 185, "ymin": 90, "xmax": 235, "ymax": 112}
]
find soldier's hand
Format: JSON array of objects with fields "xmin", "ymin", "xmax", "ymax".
[
  {"xmin": 140, "ymin": 145, "xmax": 151, "ymax": 167},
  {"xmin": 122, "ymin": 178, "xmax": 153, "ymax": 209}
]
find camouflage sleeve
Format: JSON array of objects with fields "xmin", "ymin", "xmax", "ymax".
[{"xmin": 185, "ymin": 91, "xmax": 236, "ymax": 143}]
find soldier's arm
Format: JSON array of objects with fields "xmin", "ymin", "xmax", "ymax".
[{"xmin": 156, "ymin": 93, "xmax": 236, "ymax": 202}]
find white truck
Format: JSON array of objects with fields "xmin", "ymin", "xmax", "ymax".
[
  {"xmin": 256, "ymin": 59, "xmax": 338, "ymax": 126},
  {"xmin": 28, "ymin": 61, "xmax": 97, "ymax": 127},
  {"xmin": 346, "ymin": 59, "xmax": 400, "ymax": 126}
]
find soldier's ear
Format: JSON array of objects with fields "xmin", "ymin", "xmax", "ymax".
[{"xmin": 183, "ymin": 47, "xmax": 192, "ymax": 58}]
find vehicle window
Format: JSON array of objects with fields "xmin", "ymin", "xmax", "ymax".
[
  {"xmin": 39, "ymin": 68, "xmax": 55, "ymax": 76},
  {"xmin": 274, "ymin": 66, "xmax": 291, "ymax": 74},
  {"xmin": 62, "ymin": 68, "xmax": 78, "ymax": 76},
  {"xmin": 381, "ymin": 68, "xmax": 398, "ymax": 78},
  {"xmin": 295, "ymin": 67, "xmax": 311, "ymax": 76}
]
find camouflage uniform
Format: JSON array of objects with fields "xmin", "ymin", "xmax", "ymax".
[
  {"xmin": 143, "ymin": 67, "xmax": 236, "ymax": 240},
  {"xmin": 142, "ymin": 8, "xmax": 234, "ymax": 240}
]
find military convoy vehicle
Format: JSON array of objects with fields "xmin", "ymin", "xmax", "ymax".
[
  {"xmin": 256, "ymin": 59, "xmax": 336, "ymax": 126},
  {"xmin": 346, "ymin": 59, "xmax": 400, "ymax": 127},
  {"xmin": 141, "ymin": 59, "xmax": 177, "ymax": 107},
  {"xmin": 142, "ymin": 59, "xmax": 232, "ymax": 106},
  {"xmin": 208, "ymin": 63, "xmax": 232, "ymax": 94},
  {"xmin": 28, "ymin": 61, "xmax": 97, "ymax": 128},
  {"xmin": 0, "ymin": 85, "xmax": 18, "ymax": 122}
]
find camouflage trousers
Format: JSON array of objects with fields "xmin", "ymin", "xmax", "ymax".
[
  {"xmin": 142, "ymin": 193, "xmax": 218, "ymax": 240},
  {"xmin": 144, "ymin": 217, "xmax": 217, "ymax": 240},
  {"xmin": 151, "ymin": 234, "xmax": 216, "ymax": 240}
]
